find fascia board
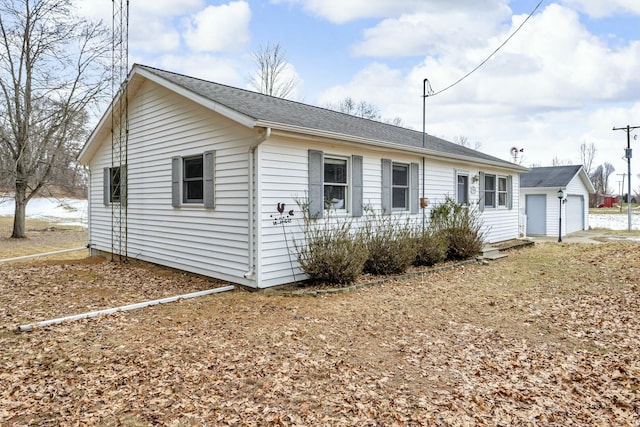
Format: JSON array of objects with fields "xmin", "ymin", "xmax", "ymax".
[
  {"xmin": 261, "ymin": 121, "xmax": 528, "ymax": 173},
  {"xmin": 135, "ymin": 67, "xmax": 256, "ymax": 129}
]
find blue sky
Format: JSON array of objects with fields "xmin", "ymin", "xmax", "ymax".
[{"xmin": 78, "ymin": 0, "xmax": 640, "ymax": 191}]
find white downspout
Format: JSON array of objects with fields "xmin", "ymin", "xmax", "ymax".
[{"xmin": 244, "ymin": 127, "xmax": 271, "ymax": 282}]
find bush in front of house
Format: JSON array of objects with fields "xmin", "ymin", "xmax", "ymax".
[
  {"xmin": 362, "ymin": 208, "xmax": 417, "ymax": 275},
  {"xmin": 414, "ymin": 225, "xmax": 448, "ymax": 266},
  {"xmin": 429, "ymin": 196, "xmax": 485, "ymax": 260},
  {"xmin": 294, "ymin": 202, "xmax": 369, "ymax": 285}
]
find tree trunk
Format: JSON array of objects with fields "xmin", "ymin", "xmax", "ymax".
[{"xmin": 12, "ymin": 183, "xmax": 27, "ymax": 239}]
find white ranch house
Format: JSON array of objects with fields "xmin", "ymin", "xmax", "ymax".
[{"xmin": 78, "ymin": 65, "xmax": 527, "ymax": 289}]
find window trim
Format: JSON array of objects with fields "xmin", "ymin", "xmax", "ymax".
[
  {"xmin": 104, "ymin": 166, "xmax": 125, "ymax": 205},
  {"xmin": 110, "ymin": 166, "xmax": 121, "ymax": 203},
  {"xmin": 497, "ymin": 175, "xmax": 508, "ymax": 208},
  {"xmin": 323, "ymin": 155, "xmax": 349, "ymax": 211},
  {"xmin": 171, "ymin": 151, "xmax": 215, "ymax": 208},
  {"xmin": 483, "ymin": 173, "xmax": 497, "ymax": 209},
  {"xmin": 392, "ymin": 162, "xmax": 410, "ymax": 211},
  {"xmin": 456, "ymin": 171, "xmax": 469, "ymax": 205},
  {"xmin": 479, "ymin": 172, "xmax": 512, "ymax": 211},
  {"xmin": 183, "ymin": 155, "xmax": 204, "ymax": 204}
]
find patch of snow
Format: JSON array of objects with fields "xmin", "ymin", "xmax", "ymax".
[
  {"xmin": 0, "ymin": 196, "xmax": 88, "ymax": 227},
  {"xmin": 589, "ymin": 214, "xmax": 640, "ymax": 231}
]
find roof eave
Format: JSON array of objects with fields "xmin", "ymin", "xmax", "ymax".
[
  {"xmin": 259, "ymin": 120, "xmax": 527, "ymax": 172},
  {"xmin": 78, "ymin": 64, "xmax": 258, "ymax": 165}
]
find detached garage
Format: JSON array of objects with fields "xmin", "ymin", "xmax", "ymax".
[{"xmin": 520, "ymin": 165, "xmax": 595, "ymax": 238}]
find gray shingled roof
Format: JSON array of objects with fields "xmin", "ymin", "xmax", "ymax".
[
  {"xmin": 520, "ymin": 165, "xmax": 582, "ymax": 188},
  {"xmin": 138, "ymin": 65, "xmax": 520, "ymax": 169}
]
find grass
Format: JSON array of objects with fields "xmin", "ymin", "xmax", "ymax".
[
  {"xmin": 589, "ymin": 203, "xmax": 640, "ymax": 214},
  {"xmin": 0, "ymin": 216, "xmax": 88, "ymax": 260},
  {"xmin": 1, "ymin": 220, "xmax": 639, "ymax": 424}
]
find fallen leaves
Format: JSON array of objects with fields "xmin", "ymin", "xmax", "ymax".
[{"xmin": 1, "ymin": 241, "xmax": 640, "ymax": 425}]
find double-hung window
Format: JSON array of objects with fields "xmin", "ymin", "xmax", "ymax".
[
  {"xmin": 183, "ymin": 156, "xmax": 204, "ymax": 203},
  {"xmin": 480, "ymin": 172, "xmax": 512, "ymax": 211},
  {"xmin": 103, "ymin": 165, "xmax": 125, "ymax": 205},
  {"xmin": 109, "ymin": 167, "xmax": 121, "ymax": 203},
  {"xmin": 457, "ymin": 173, "xmax": 469, "ymax": 205},
  {"xmin": 381, "ymin": 159, "xmax": 419, "ymax": 214},
  {"xmin": 172, "ymin": 151, "xmax": 215, "ymax": 208},
  {"xmin": 308, "ymin": 150, "xmax": 363, "ymax": 219},
  {"xmin": 484, "ymin": 174, "xmax": 496, "ymax": 208},
  {"xmin": 323, "ymin": 157, "xmax": 348, "ymax": 210},
  {"xmin": 392, "ymin": 163, "xmax": 409, "ymax": 210},
  {"xmin": 497, "ymin": 176, "xmax": 508, "ymax": 207}
]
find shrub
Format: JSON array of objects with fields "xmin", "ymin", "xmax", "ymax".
[
  {"xmin": 294, "ymin": 202, "xmax": 368, "ymax": 285},
  {"xmin": 362, "ymin": 208, "xmax": 417, "ymax": 275},
  {"xmin": 414, "ymin": 226, "xmax": 448, "ymax": 266},
  {"xmin": 430, "ymin": 197, "xmax": 485, "ymax": 260}
]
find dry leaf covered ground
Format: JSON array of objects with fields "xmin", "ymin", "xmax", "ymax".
[{"xmin": 1, "ymin": 230, "xmax": 640, "ymax": 425}]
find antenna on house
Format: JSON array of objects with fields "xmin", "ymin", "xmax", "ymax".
[{"xmin": 111, "ymin": 0, "xmax": 129, "ymax": 261}]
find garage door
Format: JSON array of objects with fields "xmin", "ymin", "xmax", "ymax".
[
  {"xmin": 566, "ymin": 195, "xmax": 584, "ymax": 233},
  {"xmin": 526, "ymin": 194, "xmax": 546, "ymax": 235}
]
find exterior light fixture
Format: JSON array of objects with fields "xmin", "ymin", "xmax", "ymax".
[{"xmin": 557, "ymin": 188, "xmax": 565, "ymax": 242}]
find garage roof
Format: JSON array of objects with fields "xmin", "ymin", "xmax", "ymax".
[{"xmin": 521, "ymin": 165, "xmax": 595, "ymax": 193}]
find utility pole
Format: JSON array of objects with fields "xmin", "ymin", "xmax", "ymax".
[
  {"xmin": 613, "ymin": 125, "xmax": 640, "ymax": 232},
  {"xmin": 421, "ymin": 78, "xmax": 434, "ymax": 232}
]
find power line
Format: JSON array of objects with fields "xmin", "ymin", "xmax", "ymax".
[
  {"xmin": 430, "ymin": 0, "xmax": 545, "ymax": 97},
  {"xmin": 613, "ymin": 125, "xmax": 640, "ymax": 232}
]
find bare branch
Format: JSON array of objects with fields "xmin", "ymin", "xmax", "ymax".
[
  {"xmin": 249, "ymin": 42, "xmax": 298, "ymax": 99},
  {"xmin": 0, "ymin": 0, "xmax": 109, "ymax": 237}
]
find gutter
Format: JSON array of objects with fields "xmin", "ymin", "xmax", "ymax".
[
  {"xmin": 259, "ymin": 121, "xmax": 528, "ymax": 172},
  {"xmin": 244, "ymin": 127, "xmax": 271, "ymax": 282}
]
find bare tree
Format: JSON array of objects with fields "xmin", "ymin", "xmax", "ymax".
[
  {"xmin": 580, "ymin": 142, "xmax": 596, "ymax": 175},
  {"xmin": 453, "ymin": 135, "xmax": 482, "ymax": 151},
  {"xmin": 551, "ymin": 156, "xmax": 572, "ymax": 166},
  {"xmin": 0, "ymin": 0, "xmax": 110, "ymax": 238},
  {"xmin": 326, "ymin": 96, "xmax": 406, "ymax": 126},
  {"xmin": 326, "ymin": 97, "xmax": 381, "ymax": 120},
  {"xmin": 589, "ymin": 162, "xmax": 615, "ymax": 194},
  {"xmin": 250, "ymin": 42, "xmax": 298, "ymax": 99}
]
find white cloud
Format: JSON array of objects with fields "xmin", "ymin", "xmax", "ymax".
[
  {"xmin": 352, "ymin": 8, "xmax": 510, "ymax": 57},
  {"xmin": 149, "ymin": 54, "xmax": 246, "ymax": 87},
  {"xmin": 247, "ymin": 62, "xmax": 305, "ymax": 101},
  {"xmin": 130, "ymin": 18, "xmax": 181, "ymax": 53},
  {"xmin": 132, "ymin": 0, "xmax": 204, "ymax": 16},
  {"xmin": 318, "ymin": 63, "xmax": 412, "ymax": 121},
  {"xmin": 271, "ymin": 0, "xmax": 509, "ymax": 23},
  {"xmin": 560, "ymin": 0, "xmax": 640, "ymax": 17},
  {"xmin": 183, "ymin": 1, "xmax": 251, "ymax": 52},
  {"xmin": 74, "ymin": 0, "xmax": 202, "ymax": 54},
  {"xmin": 74, "ymin": 0, "xmax": 204, "ymax": 21},
  {"xmin": 317, "ymin": 1, "xmax": 640, "ymax": 181}
]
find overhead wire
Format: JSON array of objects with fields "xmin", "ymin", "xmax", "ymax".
[{"xmin": 430, "ymin": 0, "xmax": 545, "ymax": 97}]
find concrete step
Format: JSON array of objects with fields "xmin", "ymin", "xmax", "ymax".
[{"xmin": 481, "ymin": 246, "xmax": 508, "ymax": 261}]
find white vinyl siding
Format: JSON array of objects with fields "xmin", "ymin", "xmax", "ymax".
[
  {"xmin": 423, "ymin": 162, "xmax": 518, "ymax": 243},
  {"xmin": 87, "ymin": 80, "xmax": 253, "ymax": 285},
  {"xmin": 520, "ymin": 171, "xmax": 590, "ymax": 237},
  {"xmin": 86, "ymin": 79, "xmax": 522, "ymax": 289}
]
